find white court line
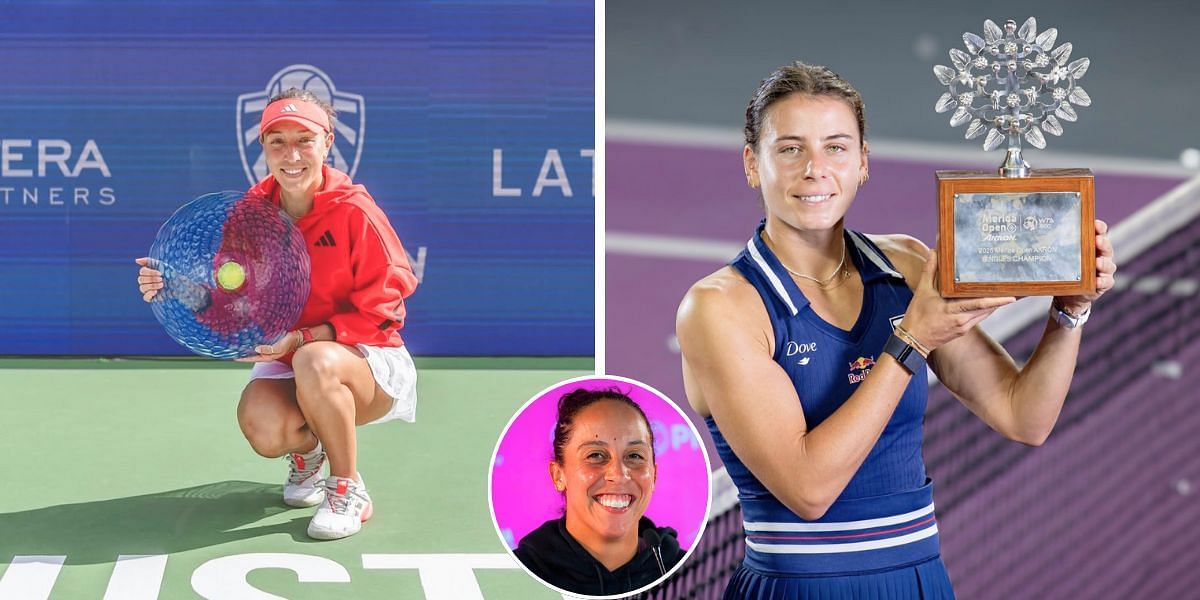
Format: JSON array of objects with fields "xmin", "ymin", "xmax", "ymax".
[
  {"xmin": 0, "ymin": 556, "xmax": 66, "ymax": 600},
  {"xmin": 192, "ymin": 554, "xmax": 351, "ymax": 599},
  {"xmin": 607, "ymin": 231, "xmax": 740, "ymax": 261},
  {"xmin": 103, "ymin": 555, "xmax": 168, "ymax": 600},
  {"xmin": 607, "ymin": 119, "xmax": 1197, "ymax": 179},
  {"xmin": 362, "ymin": 554, "xmax": 526, "ymax": 600}
]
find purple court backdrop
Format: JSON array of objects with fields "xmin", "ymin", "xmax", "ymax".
[{"xmin": 489, "ymin": 375, "xmax": 711, "ymax": 553}]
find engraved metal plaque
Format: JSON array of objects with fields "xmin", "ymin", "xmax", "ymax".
[
  {"xmin": 953, "ymin": 191, "xmax": 1081, "ymax": 283},
  {"xmin": 936, "ymin": 169, "xmax": 1094, "ymax": 297}
]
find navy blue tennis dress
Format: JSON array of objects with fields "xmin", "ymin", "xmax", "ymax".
[{"xmin": 706, "ymin": 223, "xmax": 956, "ymax": 599}]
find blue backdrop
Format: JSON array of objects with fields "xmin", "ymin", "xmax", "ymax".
[{"xmin": 0, "ymin": 1, "xmax": 594, "ymax": 357}]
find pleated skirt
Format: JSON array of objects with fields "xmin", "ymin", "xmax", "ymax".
[{"xmin": 723, "ymin": 556, "xmax": 955, "ymax": 599}]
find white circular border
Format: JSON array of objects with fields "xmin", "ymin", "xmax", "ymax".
[{"xmin": 486, "ymin": 374, "xmax": 715, "ymax": 599}]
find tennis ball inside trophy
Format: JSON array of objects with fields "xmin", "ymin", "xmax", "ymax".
[
  {"xmin": 216, "ymin": 261, "xmax": 247, "ymax": 291},
  {"xmin": 148, "ymin": 191, "xmax": 311, "ymax": 359}
]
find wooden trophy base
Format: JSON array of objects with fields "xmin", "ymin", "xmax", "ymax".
[{"xmin": 936, "ymin": 168, "xmax": 1096, "ymax": 298}]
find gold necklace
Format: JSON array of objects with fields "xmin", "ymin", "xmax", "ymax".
[{"xmin": 781, "ymin": 240, "xmax": 848, "ymax": 288}]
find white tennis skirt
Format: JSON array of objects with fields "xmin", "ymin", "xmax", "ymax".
[{"xmin": 247, "ymin": 344, "xmax": 417, "ymax": 425}]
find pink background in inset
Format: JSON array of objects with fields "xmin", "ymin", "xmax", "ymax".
[{"xmin": 490, "ymin": 376, "xmax": 711, "ymax": 552}]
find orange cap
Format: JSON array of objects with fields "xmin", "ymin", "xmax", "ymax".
[{"xmin": 259, "ymin": 98, "xmax": 331, "ymax": 139}]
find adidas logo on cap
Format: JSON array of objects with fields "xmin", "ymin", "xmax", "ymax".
[{"xmin": 280, "ymin": 103, "xmax": 298, "ymax": 113}]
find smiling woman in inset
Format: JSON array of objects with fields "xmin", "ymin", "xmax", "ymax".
[{"xmin": 514, "ymin": 387, "xmax": 684, "ymax": 596}]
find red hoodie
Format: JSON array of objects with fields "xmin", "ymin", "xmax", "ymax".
[{"xmin": 248, "ymin": 166, "xmax": 417, "ymax": 353}]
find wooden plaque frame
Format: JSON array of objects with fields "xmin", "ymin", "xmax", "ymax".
[{"xmin": 936, "ymin": 168, "xmax": 1095, "ymax": 298}]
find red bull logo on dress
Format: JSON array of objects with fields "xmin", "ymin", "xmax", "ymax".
[{"xmin": 848, "ymin": 356, "xmax": 876, "ymax": 384}]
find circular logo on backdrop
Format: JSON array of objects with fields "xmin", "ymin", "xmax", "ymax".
[{"xmin": 235, "ymin": 65, "xmax": 366, "ymax": 186}]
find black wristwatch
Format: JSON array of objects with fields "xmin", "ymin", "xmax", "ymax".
[{"xmin": 883, "ymin": 333, "xmax": 926, "ymax": 375}]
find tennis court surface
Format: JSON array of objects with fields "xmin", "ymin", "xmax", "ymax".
[{"xmin": 0, "ymin": 357, "xmax": 587, "ymax": 600}]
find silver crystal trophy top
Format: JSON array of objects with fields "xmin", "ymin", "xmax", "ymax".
[{"xmin": 933, "ymin": 17, "xmax": 1091, "ymax": 177}]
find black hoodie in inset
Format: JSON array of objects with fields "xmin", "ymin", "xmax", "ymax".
[{"xmin": 514, "ymin": 516, "xmax": 684, "ymax": 597}]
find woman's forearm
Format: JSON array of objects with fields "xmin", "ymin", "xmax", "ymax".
[
  {"xmin": 1005, "ymin": 316, "xmax": 1084, "ymax": 445},
  {"xmin": 782, "ymin": 356, "xmax": 914, "ymax": 519}
]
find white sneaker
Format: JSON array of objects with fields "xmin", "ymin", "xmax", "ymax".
[
  {"xmin": 283, "ymin": 444, "xmax": 326, "ymax": 508},
  {"xmin": 307, "ymin": 476, "xmax": 373, "ymax": 540}
]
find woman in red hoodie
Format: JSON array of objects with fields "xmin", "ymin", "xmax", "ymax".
[{"xmin": 135, "ymin": 89, "xmax": 419, "ymax": 540}]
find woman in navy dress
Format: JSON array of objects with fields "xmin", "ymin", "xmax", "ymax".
[{"xmin": 675, "ymin": 62, "xmax": 1116, "ymax": 598}]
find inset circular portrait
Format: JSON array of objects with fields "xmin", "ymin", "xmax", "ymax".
[{"xmin": 489, "ymin": 375, "xmax": 712, "ymax": 598}]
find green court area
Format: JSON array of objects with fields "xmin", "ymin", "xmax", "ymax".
[{"xmin": 0, "ymin": 358, "xmax": 589, "ymax": 599}]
